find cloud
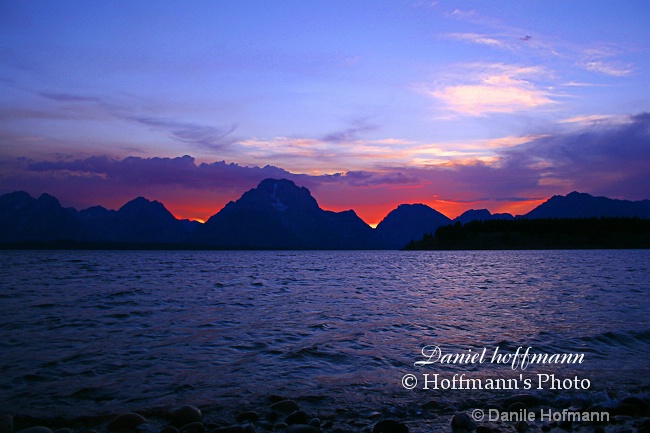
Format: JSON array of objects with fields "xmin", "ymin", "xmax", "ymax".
[
  {"xmin": 341, "ymin": 170, "xmax": 421, "ymax": 187},
  {"xmin": 581, "ymin": 61, "xmax": 633, "ymax": 77},
  {"xmin": 444, "ymin": 31, "xmax": 538, "ymax": 53},
  {"xmin": 558, "ymin": 114, "xmax": 627, "ymax": 125},
  {"xmin": 32, "ymin": 91, "xmax": 239, "ymax": 152},
  {"xmin": 498, "ymin": 112, "xmax": 650, "ymax": 198},
  {"xmin": 2, "ymin": 113, "xmax": 648, "ymax": 222},
  {"xmin": 23, "ymin": 155, "xmax": 294, "ymax": 190},
  {"xmin": 0, "ymin": 155, "xmax": 304, "ymax": 219},
  {"xmin": 130, "ymin": 116, "xmax": 238, "ymax": 151},
  {"xmin": 426, "ymin": 64, "xmax": 555, "ymax": 115},
  {"xmin": 39, "ymin": 92, "xmax": 103, "ymax": 103},
  {"xmin": 449, "ymin": 9, "xmax": 480, "ymax": 21},
  {"xmin": 321, "ymin": 120, "xmax": 378, "ymax": 143},
  {"xmin": 444, "ymin": 33, "xmax": 511, "ymax": 49},
  {"xmin": 442, "ymin": 7, "xmax": 637, "ymax": 81},
  {"xmin": 237, "ymin": 131, "xmax": 425, "ymax": 174}
]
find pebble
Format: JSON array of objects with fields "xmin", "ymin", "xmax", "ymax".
[
  {"xmin": 107, "ymin": 414, "xmax": 148, "ymax": 433},
  {"xmin": 180, "ymin": 423, "xmax": 205, "ymax": 433},
  {"xmin": 451, "ymin": 413, "xmax": 476, "ymax": 433},
  {"xmin": 638, "ymin": 420, "xmax": 650, "ymax": 433},
  {"xmin": 502, "ymin": 395, "xmax": 540, "ymax": 409},
  {"xmin": 0, "ymin": 416, "xmax": 13, "ymax": 433},
  {"xmin": 286, "ymin": 425, "xmax": 319, "ymax": 433},
  {"xmin": 373, "ymin": 419, "xmax": 409, "ymax": 433},
  {"xmin": 5, "ymin": 391, "xmax": 648, "ymax": 433},
  {"xmin": 615, "ymin": 404, "xmax": 639, "ymax": 417},
  {"xmin": 209, "ymin": 426, "xmax": 244, "ymax": 433},
  {"xmin": 286, "ymin": 411, "xmax": 309, "ymax": 426},
  {"xmin": 622, "ymin": 397, "xmax": 649, "ymax": 416},
  {"xmin": 16, "ymin": 428, "xmax": 52, "ymax": 433},
  {"xmin": 421, "ymin": 401, "xmax": 442, "ymax": 411},
  {"xmin": 514, "ymin": 421, "xmax": 528, "ymax": 433},
  {"xmin": 270, "ymin": 400, "xmax": 300, "ymax": 414},
  {"xmin": 234, "ymin": 412, "xmax": 259, "ymax": 424},
  {"xmin": 170, "ymin": 406, "xmax": 203, "ymax": 427},
  {"xmin": 268, "ymin": 395, "xmax": 286, "ymax": 404},
  {"xmin": 507, "ymin": 403, "xmax": 527, "ymax": 413}
]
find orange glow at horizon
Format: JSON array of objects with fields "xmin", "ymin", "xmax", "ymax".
[
  {"xmin": 321, "ymin": 197, "xmax": 551, "ymax": 228},
  {"xmin": 167, "ymin": 202, "xmax": 228, "ymax": 223},
  {"xmin": 172, "ymin": 215, "xmax": 205, "ymax": 224},
  {"xmin": 165, "ymin": 193, "xmax": 550, "ymax": 228},
  {"xmin": 492, "ymin": 198, "xmax": 549, "ymax": 217}
]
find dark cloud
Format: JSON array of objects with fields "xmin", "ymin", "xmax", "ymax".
[
  {"xmin": 24, "ymin": 155, "xmax": 295, "ymax": 190},
  {"xmin": 39, "ymin": 92, "xmax": 103, "ymax": 103},
  {"xmin": 129, "ymin": 116, "xmax": 238, "ymax": 151},
  {"xmin": 1, "ymin": 155, "xmax": 305, "ymax": 215},
  {"xmin": 352, "ymin": 112, "xmax": 650, "ymax": 205},
  {"xmin": 321, "ymin": 120, "xmax": 378, "ymax": 143},
  {"xmin": 500, "ymin": 112, "xmax": 650, "ymax": 198},
  {"xmin": 34, "ymin": 91, "xmax": 239, "ymax": 152},
  {"xmin": 1, "ymin": 113, "xmax": 648, "ymax": 219},
  {"xmin": 343, "ymin": 170, "xmax": 421, "ymax": 186}
]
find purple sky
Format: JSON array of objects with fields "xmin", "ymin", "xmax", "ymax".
[{"xmin": 1, "ymin": 1, "xmax": 649, "ymax": 225}]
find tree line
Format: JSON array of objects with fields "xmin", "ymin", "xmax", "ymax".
[{"xmin": 404, "ymin": 217, "xmax": 650, "ymax": 250}]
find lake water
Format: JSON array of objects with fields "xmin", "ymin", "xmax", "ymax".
[{"xmin": 1, "ymin": 250, "xmax": 649, "ymax": 419}]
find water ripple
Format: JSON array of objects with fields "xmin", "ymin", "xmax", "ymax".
[{"xmin": 0, "ymin": 249, "xmax": 649, "ymax": 417}]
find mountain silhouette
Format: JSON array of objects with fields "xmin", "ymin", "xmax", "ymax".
[
  {"xmin": 453, "ymin": 209, "xmax": 514, "ymax": 225},
  {"xmin": 1, "ymin": 184, "xmax": 649, "ymax": 249},
  {"xmin": 111, "ymin": 197, "xmax": 191, "ymax": 243},
  {"xmin": 1, "ymin": 193, "xmax": 191, "ymax": 244},
  {"xmin": 82, "ymin": 197, "xmax": 192, "ymax": 243},
  {"xmin": 523, "ymin": 191, "xmax": 650, "ymax": 219},
  {"xmin": 0, "ymin": 191, "xmax": 82, "ymax": 242},
  {"xmin": 192, "ymin": 179, "xmax": 379, "ymax": 249},
  {"xmin": 375, "ymin": 204, "xmax": 451, "ymax": 249}
]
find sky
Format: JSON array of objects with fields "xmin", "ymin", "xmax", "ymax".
[{"xmin": 1, "ymin": 1, "xmax": 649, "ymax": 226}]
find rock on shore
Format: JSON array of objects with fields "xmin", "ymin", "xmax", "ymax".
[{"xmin": 4, "ymin": 391, "xmax": 650, "ymax": 433}]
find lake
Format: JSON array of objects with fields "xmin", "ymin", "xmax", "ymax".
[{"xmin": 1, "ymin": 250, "xmax": 649, "ymax": 420}]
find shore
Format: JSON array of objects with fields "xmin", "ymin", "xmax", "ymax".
[{"xmin": 4, "ymin": 387, "xmax": 650, "ymax": 433}]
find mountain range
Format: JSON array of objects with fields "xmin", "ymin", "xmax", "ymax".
[{"xmin": 1, "ymin": 179, "xmax": 649, "ymax": 249}]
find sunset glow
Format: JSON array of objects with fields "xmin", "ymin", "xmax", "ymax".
[{"xmin": 1, "ymin": 1, "xmax": 648, "ymax": 224}]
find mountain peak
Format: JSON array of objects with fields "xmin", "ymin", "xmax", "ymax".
[
  {"xmin": 119, "ymin": 196, "xmax": 163, "ymax": 211},
  {"xmin": 453, "ymin": 209, "xmax": 514, "ymax": 224},
  {"xmin": 375, "ymin": 203, "xmax": 452, "ymax": 249},
  {"xmin": 0, "ymin": 191, "xmax": 35, "ymax": 211},
  {"xmin": 222, "ymin": 178, "xmax": 319, "ymax": 214},
  {"xmin": 36, "ymin": 193, "xmax": 63, "ymax": 208},
  {"xmin": 196, "ymin": 178, "xmax": 377, "ymax": 249},
  {"xmin": 525, "ymin": 191, "xmax": 650, "ymax": 219},
  {"xmin": 2, "ymin": 186, "xmax": 649, "ymax": 248}
]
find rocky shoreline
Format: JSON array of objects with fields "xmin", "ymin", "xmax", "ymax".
[{"xmin": 3, "ymin": 389, "xmax": 650, "ymax": 433}]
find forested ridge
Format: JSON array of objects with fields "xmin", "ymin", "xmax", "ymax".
[{"xmin": 404, "ymin": 217, "xmax": 650, "ymax": 250}]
